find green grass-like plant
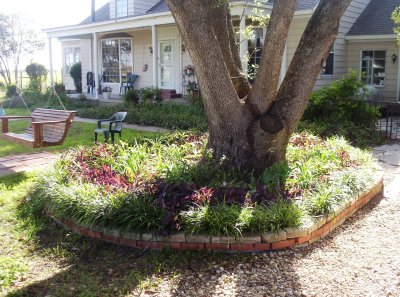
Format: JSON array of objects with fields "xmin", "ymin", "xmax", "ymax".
[{"xmin": 29, "ymin": 132, "xmax": 376, "ymax": 236}]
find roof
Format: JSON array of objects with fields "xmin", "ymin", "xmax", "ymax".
[
  {"xmin": 79, "ymin": 0, "xmax": 320, "ymax": 25},
  {"xmin": 347, "ymin": 0, "xmax": 400, "ymax": 36},
  {"xmin": 80, "ymin": 3, "xmax": 110, "ymax": 25}
]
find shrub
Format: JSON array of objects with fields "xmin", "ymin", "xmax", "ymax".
[
  {"xmin": 78, "ymin": 102, "xmax": 207, "ymax": 131},
  {"xmin": 304, "ymin": 71, "xmax": 379, "ymax": 127},
  {"xmin": 6, "ymin": 85, "xmax": 17, "ymax": 98},
  {"xmin": 124, "ymin": 89, "xmax": 140, "ymax": 104},
  {"xmin": 69, "ymin": 62, "xmax": 82, "ymax": 93},
  {"xmin": 25, "ymin": 62, "xmax": 47, "ymax": 94},
  {"xmin": 140, "ymin": 87, "xmax": 162, "ymax": 102}
]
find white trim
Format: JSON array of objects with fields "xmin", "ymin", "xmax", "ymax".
[
  {"xmin": 100, "ymin": 37, "xmax": 134, "ymax": 84},
  {"xmin": 152, "ymin": 25, "xmax": 158, "ymax": 87},
  {"xmin": 345, "ymin": 35, "xmax": 397, "ymax": 41},
  {"xmin": 158, "ymin": 38, "xmax": 177, "ymax": 89},
  {"xmin": 93, "ymin": 32, "xmax": 99, "ymax": 99},
  {"xmin": 49, "ymin": 38, "xmax": 54, "ymax": 88}
]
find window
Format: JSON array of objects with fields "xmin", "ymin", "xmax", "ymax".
[
  {"xmin": 116, "ymin": 0, "xmax": 128, "ymax": 18},
  {"xmin": 248, "ymin": 27, "xmax": 264, "ymax": 80},
  {"xmin": 322, "ymin": 45, "xmax": 334, "ymax": 76},
  {"xmin": 64, "ymin": 47, "xmax": 80, "ymax": 75},
  {"xmin": 361, "ymin": 50, "xmax": 386, "ymax": 86},
  {"xmin": 101, "ymin": 38, "xmax": 133, "ymax": 83}
]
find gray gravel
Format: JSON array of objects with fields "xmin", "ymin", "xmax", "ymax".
[{"xmin": 148, "ymin": 145, "xmax": 400, "ymax": 297}]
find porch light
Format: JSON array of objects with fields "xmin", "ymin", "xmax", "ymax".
[
  {"xmin": 181, "ymin": 44, "xmax": 186, "ymax": 54},
  {"xmin": 392, "ymin": 53, "xmax": 397, "ymax": 64},
  {"xmin": 149, "ymin": 46, "xmax": 153, "ymax": 55}
]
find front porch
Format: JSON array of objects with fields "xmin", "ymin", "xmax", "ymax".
[{"xmin": 67, "ymin": 92, "xmax": 190, "ymax": 105}]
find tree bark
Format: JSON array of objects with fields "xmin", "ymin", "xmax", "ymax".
[{"xmin": 166, "ymin": 0, "xmax": 352, "ymax": 173}]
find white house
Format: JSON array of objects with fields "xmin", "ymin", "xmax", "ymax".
[{"xmin": 43, "ymin": 0, "xmax": 400, "ymax": 101}]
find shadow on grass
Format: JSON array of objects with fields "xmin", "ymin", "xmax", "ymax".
[{"xmin": 0, "ymin": 172, "xmax": 30, "ymax": 188}]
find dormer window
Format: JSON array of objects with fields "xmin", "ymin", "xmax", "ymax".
[{"xmin": 116, "ymin": 0, "xmax": 128, "ymax": 18}]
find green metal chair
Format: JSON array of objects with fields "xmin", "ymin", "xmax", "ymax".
[{"xmin": 94, "ymin": 111, "xmax": 128, "ymax": 144}]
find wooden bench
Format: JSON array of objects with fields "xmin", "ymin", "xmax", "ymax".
[{"xmin": 0, "ymin": 108, "xmax": 76, "ymax": 148}]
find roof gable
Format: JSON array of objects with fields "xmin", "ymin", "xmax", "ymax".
[
  {"xmin": 79, "ymin": 0, "xmax": 320, "ymax": 25},
  {"xmin": 347, "ymin": 0, "xmax": 400, "ymax": 36}
]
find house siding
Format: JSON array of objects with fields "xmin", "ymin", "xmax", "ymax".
[
  {"xmin": 285, "ymin": 0, "xmax": 371, "ymax": 88},
  {"xmin": 62, "ymin": 39, "xmax": 91, "ymax": 92},
  {"xmin": 347, "ymin": 40, "xmax": 399, "ymax": 101}
]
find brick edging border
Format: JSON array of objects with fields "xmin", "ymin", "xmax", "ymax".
[{"xmin": 47, "ymin": 178, "xmax": 384, "ymax": 253}]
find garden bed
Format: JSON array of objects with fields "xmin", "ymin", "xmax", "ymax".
[{"xmin": 31, "ymin": 132, "xmax": 382, "ymax": 252}]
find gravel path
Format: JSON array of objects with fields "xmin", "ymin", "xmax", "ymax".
[{"xmin": 163, "ymin": 144, "xmax": 400, "ymax": 297}]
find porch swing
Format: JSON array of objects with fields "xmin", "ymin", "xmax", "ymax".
[{"xmin": 0, "ymin": 86, "xmax": 76, "ymax": 148}]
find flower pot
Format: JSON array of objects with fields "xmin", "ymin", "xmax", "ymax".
[{"xmin": 103, "ymin": 92, "xmax": 111, "ymax": 100}]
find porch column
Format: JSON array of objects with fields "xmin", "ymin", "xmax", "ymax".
[
  {"xmin": 152, "ymin": 25, "xmax": 158, "ymax": 87},
  {"xmin": 239, "ymin": 15, "xmax": 248, "ymax": 75},
  {"xmin": 397, "ymin": 46, "xmax": 400, "ymax": 101},
  {"xmin": 48, "ymin": 37, "xmax": 54, "ymax": 91},
  {"xmin": 93, "ymin": 32, "xmax": 99, "ymax": 99}
]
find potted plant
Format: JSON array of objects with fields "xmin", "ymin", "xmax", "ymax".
[{"xmin": 102, "ymin": 86, "xmax": 112, "ymax": 99}]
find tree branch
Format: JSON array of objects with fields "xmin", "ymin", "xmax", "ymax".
[
  {"xmin": 249, "ymin": 0, "xmax": 297, "ymax": 114},
  {"xmin": 267, "ymin": 0, "xmax": 352, "ymax": 134}
]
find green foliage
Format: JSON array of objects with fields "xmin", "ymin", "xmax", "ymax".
[
  {"xmin": 140, "ymin": 87, "xmax": 162, "ymax": 102},
  {"xmin": 6, "ymin": 84, "xmax": 17, "ymax": 98},
  {"xmin": 0, "ymin": 14, "xmax": 45, "ymax": 86},
  {"xmin": 392, "ymin": 6, "xmax": 400, "ymax": 43},
  {"xmin": 25, "ymin": 62, "xmax": 47, "ymax": 94},
  {"xmin": 124, "ymin": 89, "xmax": 140, "ymax": 104},
  {"xmin": 32, "ymin": 132, "xmax": 376, "ymax": 236},
  {"xmin": 302, "ymin": 71, "xmax": 382, "ymax": 147},
  {"xmin": 0, "ymin": 256, "xmax": 28, "ymax": 288},
  {"xmin": 69, "ymin": 62, "xmax": 82, "ymax": 93},
  {"xmin": 181, "ymin": 200, "xmax": 302, "ymax": 236},
  {"xmin": 78, "ymin": 102, "xmax": 207, "ymax": 131},
  {"xmin": 304, "ymin": 71, "xmax": 379, "ymax": 127}
]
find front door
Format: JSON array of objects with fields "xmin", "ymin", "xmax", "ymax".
[{"xmin": 159, "ymin": 40, "xmax": 174, "ymax": 89}]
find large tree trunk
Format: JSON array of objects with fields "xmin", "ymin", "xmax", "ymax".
[{"xmin": 166, "ymin": 0, "xmax": 352, "ymax": 173}]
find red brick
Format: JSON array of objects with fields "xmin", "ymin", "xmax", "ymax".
[
  {"xmin": 103, "ymin": 234, "xmax": 119, "ymax": 244},
  {"xmin": 63, "ymin": 219, "xmax": 75, "ymax": 230},
  {"xmin": 310, "ymin": 228, "xmax": 324, "ymax": 239},
  {"xmin": 271, "ymin": 239, "xmax": 296, "ymax": 250},
  {"xmin": 168, "ymin": 242, "xmax": 183, "ymax": 250},
  {"xmin": 296, "ymin": 234, "xmax": 312, "ymax": 245},
  {"xmin": 253, "ymin": 243, "xmax": 271, "ymax": 251},
  {"xmin": 230, "ymin": 243, "xmax": 255, "ymax": 252},
  {"xmin": 119, "ymin": 238, "xmax": 137, "ymax": 248},
  {"xmin": 322, "ymin": 220, "xmax": 334, "ymax": 234},
  {"xmin": 206, "ymin": 243, "xmax": 230, "ymax": 251},
  {"xmin": 92, "ymin": 231, "xmax": 103, "ymax": 239},
  {"xmin": 180, "ymin": 242, "xmax": 206, "ymax": 250}
]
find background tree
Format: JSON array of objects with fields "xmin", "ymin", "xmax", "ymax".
[
  {"xmin": 25, "ymin": 62, "xmax": 47, "ymax": 94},
  {"xmin": 0, "ymin": 13, "xmax": 45, "ymax": 87},
  {"xmin": 392, "ymin": 6, "xmax": 400, "ymax": 42},
  {"xmin": 166, "ymin": 0, "xmax": 351, "ymax": 173}
]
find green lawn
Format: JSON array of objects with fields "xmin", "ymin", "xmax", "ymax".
[
  {"xmin": 0, "ymin": 171, "xmax": 246, "ymax": 296},
  {"xmin": 0, "ymin": 109, "xmax": 159, "ymax": 158}
]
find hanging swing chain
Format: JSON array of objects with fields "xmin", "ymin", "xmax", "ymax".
[
  {"xmin": 8, "ymin": 83, "xmax": 32, "ymax": 115},
  {"xmin": 46, "ymin": 82, "xmax": 68, "ymax": 113}
]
